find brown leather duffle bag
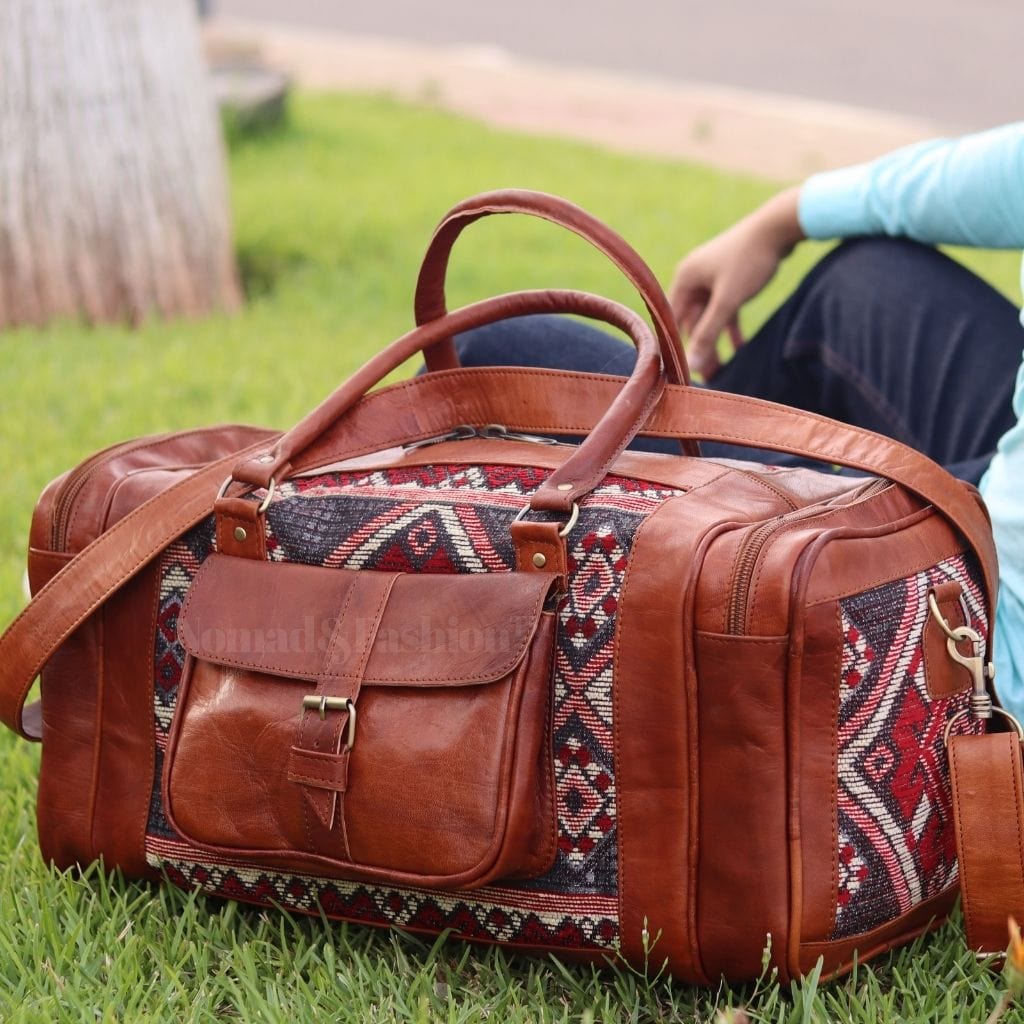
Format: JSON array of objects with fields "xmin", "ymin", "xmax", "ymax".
[{"xmin": 1, "ymin": 191, "xmax": 1020, "ymax": 984}]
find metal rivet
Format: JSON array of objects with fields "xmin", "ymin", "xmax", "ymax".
[
  {"xmin": 233, "ymin": 526, "xmax": 248, "ymax": 542},
  {"xmin": 556, "ymin": 483, "xmax": 573, "ymax": 492},
  {"xmin": 532, "ymin": 552, "xmax": 547, "ymax": 568}
]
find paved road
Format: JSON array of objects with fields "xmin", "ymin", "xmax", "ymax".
[{"xmin": 217, "ymin": 0, "xmax": 1019, "ymax": 130}]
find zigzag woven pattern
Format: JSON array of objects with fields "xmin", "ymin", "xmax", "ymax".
[
  {"xmin": 146, "ymin": 462, "xmax": 681, "ymax": 951},
  {"xmin": 147, "ymin": 841, "xmax": 618, "ymax": 949},
  {"xmin": 832, "ymin": 553, "xmax": 986, "ymax": 939}
]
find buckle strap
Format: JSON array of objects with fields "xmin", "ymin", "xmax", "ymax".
[{"xmin": 290, "ymin": 571, "xmax": 398, "ymax": 846}]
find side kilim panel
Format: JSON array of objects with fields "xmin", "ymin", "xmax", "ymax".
[{"xmin": 832, "ymin": 553, "xmax": 987, "ymax": 939}]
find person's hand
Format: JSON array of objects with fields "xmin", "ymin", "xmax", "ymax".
[{"xmin": 669, "ymin": 186, "xmax": 805, "ymax": 379}]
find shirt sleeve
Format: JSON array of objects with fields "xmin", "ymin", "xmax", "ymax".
[{"xmin": 798, "ymin": 122, "xmax": 1024, "ymax": 249}]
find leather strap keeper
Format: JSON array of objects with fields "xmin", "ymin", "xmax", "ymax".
[
  {"xmin": 215, "ymin": 495, "xmax": 267, "ymax": 560},
  {"xmin": 512, "ymin": 520, "xmax": 568, "ymax": 578},
  {"xmin": 287, "ymin": 746, "xmax": 350, "ymax": 793}
]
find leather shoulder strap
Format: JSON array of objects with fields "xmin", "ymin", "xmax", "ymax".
[
  {"xmin": 0, "ymin": 442, "xmax": 268, "ymax": 740},
  {"xmin": 950, "ymin": 730, "xmax": 1024, "ymax": 953},
  {"xmin": 653, "ymin": 385, "xmax": 999, "ymax": 624}
]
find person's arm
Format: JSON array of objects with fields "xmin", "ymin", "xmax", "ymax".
[
  {"xmin": 800, "ymin": 123, "xmax": 1024, "ymax": 246},
  {"xmin": 671, "ymin": 122, "xmax": 1024, "ymax": 379},
  {"xmin": 669, "ymin": 186, "xmax": 803, "ymax": 378}
]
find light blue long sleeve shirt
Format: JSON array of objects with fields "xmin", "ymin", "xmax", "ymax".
[{"xmin": 797, "ymin": 123, "xmax": 1024, "ymax": 717}]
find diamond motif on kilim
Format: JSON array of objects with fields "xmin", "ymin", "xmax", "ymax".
[
  {"xmin": 145, "ymin": 462, "xmax": 681, "ymax": 952},
  {"xmin": 152, "ymin": 522, "xmax": 214, "ymax": 738},
  {"xmin": 145, "ymin": 841, "xmax": 618, "ymax": 949},
  {"xmin": 831, "ymin": 553, "xmax": 986, "ymax": 939}
]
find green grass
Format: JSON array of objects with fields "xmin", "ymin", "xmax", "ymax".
[{"xmin": 0, "ymin": 93, "xmax": 1021, "ymax": 1023}]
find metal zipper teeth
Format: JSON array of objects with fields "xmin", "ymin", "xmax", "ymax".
[
  {"xmin": 726, "ymin": 517, "xmax": 787, "ymax": 634},
  {"xmin": 405, "ymin": 424, "xmax": 567, "ymax": 451},
  {"xmin": 725, "ymin": 478, "xmax": 891, "ymax": 635},
  {"xmin": 50, "ymin": 436, "xmax": 169, "ymax": 551}
]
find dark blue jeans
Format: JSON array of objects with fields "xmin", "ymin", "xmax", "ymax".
[{"xmin": 451, "ymin": 239, "xmax": 1023, "ymax": 484}]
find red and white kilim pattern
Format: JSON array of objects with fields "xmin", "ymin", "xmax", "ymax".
[
  {"xmin": 832, "ymin": 553, "xmax": 986, "ymax": 939},
  {"xmin": 146, "ymin": 462, "xmax": 681, "ymax": 952},
  {"xmin": 148, "ymin": 841, "xmax": 618, "ymax": 949}
]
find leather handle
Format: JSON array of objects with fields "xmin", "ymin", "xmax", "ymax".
[
  {"xmin": 414, "ymin": 189, "xmax": 694, "ymax": 390},
  {"xmin": 231, "ymin": 290, "xmax": 668, "ymax": 514}
]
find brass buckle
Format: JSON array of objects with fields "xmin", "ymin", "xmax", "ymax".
[{"xmin": 301, "ymin": 695, "xmax": 357, "ymax": 750}]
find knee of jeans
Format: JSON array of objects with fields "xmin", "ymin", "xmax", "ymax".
[
  {"xmin": 453, "ymin": 314, "xmax": 585, "ymax": 368},
  {"xmin": 452, "ymin": 322, "xmax": 521, "ymax": 367},
  {"xmin": 810, "ymin": 236, "xmax": 945, "ymax": 290}
]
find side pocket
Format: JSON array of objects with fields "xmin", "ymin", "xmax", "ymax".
[
  {"xmin": 694, "ymin": 632, "xmax": 790, "ymax": 982},
  {"xmin": 163, "ymin": 555, "xmax": 558, "ymax": 889}
]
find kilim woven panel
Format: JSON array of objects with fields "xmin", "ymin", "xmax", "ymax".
[
  {"xmin": 832, "ymin": 553, "xmax": 986, "ymax": 939},
  {"xmin": 146, "ymin": 463, "xmax": 682, "ymax": 951}
]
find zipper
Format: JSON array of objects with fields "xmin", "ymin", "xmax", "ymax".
[
  {"xmin": 404, "ymin": 423, "xmax": 563, "ymax": 451},
  {"xmin": 403, "ymin": 425, "xmax": 478, "ymax": 451},
  {"xmin": 476, "ymin": 424, "xmax": 562, "ymax": 446},
  {"xmin": 51, "ymin": 436, "xmax": 175, "ymax": 551},
  {"xmin": 725, "ymin": 478, "xmax": 890, "ymax": 634}
]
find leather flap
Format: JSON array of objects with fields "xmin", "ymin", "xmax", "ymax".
[{"xmin": 179, "ymin": 553, "xmax": 555, "ymax": 686}]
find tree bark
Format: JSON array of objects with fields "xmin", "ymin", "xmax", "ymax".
[{"xmin": 0, "ymin": 0, "xmax": 241, "ymax": 327}]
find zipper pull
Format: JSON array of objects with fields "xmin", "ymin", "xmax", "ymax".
[
  {"xmin": 404, "ymin": 423, "xmax": 563, "ymax": 452},
  {"xmin": 478, "ymin": 424, "xmax": 561, "ymax": 446},
  {"xmin": 404, "ymin": 425, "xmax": 478, "ymax": 451}
]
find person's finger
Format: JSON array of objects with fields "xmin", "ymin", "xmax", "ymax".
[
  {"xmin": 668, "ymin": 261, "xmax": 710, "ymax": 327},
  {"xmin": 727, "ymin": 318, "xmax": 746, "ymax": 352},
  {"xmin": 696, "ymin": 348, "xmax": 722, "ymax": 381},
  {"xmin": 675, "ymin": 295, "xmax": 707, "ymax": 337},
  {"xmin": 686, "ymin": 299, "xmax": 730, "ymax": 373}
]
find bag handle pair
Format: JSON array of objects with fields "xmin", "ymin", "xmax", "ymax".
[
  {"xmin": 0, "ymin": 284, "xmax": 663, "ymax": 744},
  {"xmin": 0, "ymin": 190, "xmax": 1012, "ymax": 956},
  {"xmin": 228, "ymin": 188, "xmax": 702, "ymax": 511}
]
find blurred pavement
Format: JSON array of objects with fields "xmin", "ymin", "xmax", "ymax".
[
  {"xmin": 206, "ymin": 2, "xmax": 1020, "ymax": 180},
  {"xmin": 214, "ymin": 0, "xmax": 1018, "ymax": 130}
]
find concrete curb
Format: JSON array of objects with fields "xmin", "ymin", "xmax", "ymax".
[{"xmin": 205, "ymin": 16, "xmax": 940, "ymax": 181}]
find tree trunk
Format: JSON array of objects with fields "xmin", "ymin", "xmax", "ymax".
[{"xmin": 0, "ymin": 0, "xmax": 241, "ymax": 328}]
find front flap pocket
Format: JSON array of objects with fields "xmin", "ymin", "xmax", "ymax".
[{"xmin": 164, "ymin": 554, "xmax": 558, "ymax": 889}]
